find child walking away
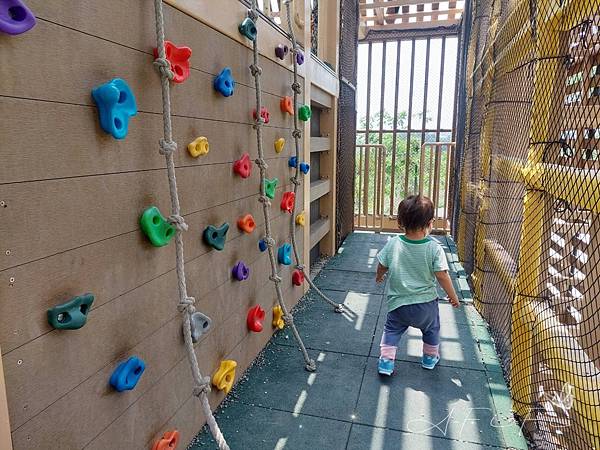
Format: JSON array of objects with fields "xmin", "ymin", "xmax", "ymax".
[{"xmin": 375, "ymin": 195, "xmax": 460, "ymax": 376}]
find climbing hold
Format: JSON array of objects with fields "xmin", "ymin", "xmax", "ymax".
[
  {"xmin": 278, "ymin": 243, "xmax": 292, "ymax": 265},
  {"xmin": 190, "ymin": 311, "xmax": 212, "ymax": 344},
  {"xmin": 264, "ymin": 178, "xmax": 278, "ymax": 199},
  {"xmin": 275, "ymin": 44, "xmax": 289, "ymax": 60},
  {"xmin": 237, "ymin": 214, "xmax": 256, "ymax": 233},
  {"xmin": 0, "ymin": 0, "xmax": 36, "ymax": 35},
  {"xmin": 213, "ymin": 67, "xmax": 235, "ymax": 97},
  {"xmin": 258, "ymin": 239, "xmax": 268, "ymax": 252},
  {"xmin": 47, "ymin": 293, "xmax": 94, "ymax": 330},
  {"xmin": 280, "ymin": 96, "xmax": 294, "ymax": 115},
  {"xmin": 292, "ymin": 269, "xmax": 305, "ymax": 286},
  {"xmin": 238, "ymin": 17, "xmax": 257, "ymax": 41},
  {"xmin": 288, "ymin": 156, "xmax": 298, "ymax": 168},
  {"xmin": 233, "ymin": 153, "xmax": 252, "ymax": 178},
  {"xmin": 295, "ymin": 212, "xmax": 305, "ymax": 227},
  {"xmin": 140, "ymin": 206, "xmax": 176, "ymax": 247},
  {"xmin": 298, "ymin": 105, "xmax": 312, "ymax": 122},
  {"xmin": 281, "ymin": 192, "xmax": 295, "ymax": 214},
  {"xmin": 274, "ymin": 137, "xmax": 286, "ymax": 154},
  {"xmin": 212, "ymin": 360, "xmax": 237, "ymax": 394},
  {"xmin": 232, "ymin": 261, "xmax": 250, "ymax": 281},
  {"xmin": 299, "ymin": 162, "xmax": 310, "ymax": 174},
  {"xmin": 110, "ymin": 356, "xmax": 145, "ymax": 392},
  {"xmin": 187, "ymin": 136, "xmax": 209, "ymax": 157},
  {"xmin": 91, "ymin": 78, "xmax": 137, "ymax": 140},
  {"xmin": 152, "ymin": 430, "xmax": 180, "ymax": 450},
  {"xmin": 203, "ymin": 223, "xmax": 229, "ymax": 251},
  {"xmin": 296, "ymin": 50, "xmax": 305, "ymax": 65},
  {"xmin": 272, "ymin": 305, "xmax": 285, "ymax": 329},
  {"xmin": 247, "ymin": 305, "xmax": 265, "ymax": 332},
  {"xmin": 253, "ymin": 106, "xmax": 270, "ymax": 124},
  {"xmin": 153, "ymin": 41, "xmax": 192, "ymax": 84}
]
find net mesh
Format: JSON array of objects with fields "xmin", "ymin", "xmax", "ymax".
[{"xmin": 456, "ymin": 0, "xmax": 600, "ymax": 448}]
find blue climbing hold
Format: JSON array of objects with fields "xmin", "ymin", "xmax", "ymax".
[
  {"xmin": 299, "ymin": 162, "xmax": 310, "ymax": 174},
  {"xmin": 278, "ymin": 243, "xmax": 292, "ymax": 265},
  {"xmin": 110, "ymin": 356, "xmax": 145, "ymax": 392},
  {"xmin": 288, "ymin": 156, "xmax": 298, "ymax": 168},
  {"xmin": 214, "ymin": 67, "xmax": 235, "ymax": 97},
  {"xmin": 258, "ymin": 239, "xmax": 268, "ymax": 252},
  {"xmin": 91, "ymin": 78, "xmax": 137, "ymax": 140}
]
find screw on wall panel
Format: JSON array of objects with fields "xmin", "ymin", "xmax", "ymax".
[
  {"xmin": 0, "ymin": 201, "xmax": 6, "ymax": 207},
  {"xmin": 5, "ymin": 250, "xmax": 11, "ymax": 256},
  {"xmin": 17, "ymin": 359, "xmax": 23, "ymax": 365},
  {"xmin": 9, "ymin": 276, "xmax": 15, "ymax": 286}
]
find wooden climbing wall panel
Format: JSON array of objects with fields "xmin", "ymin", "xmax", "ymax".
[{"xmin": 0, "ymin": 0, "xmax": 305, "ymax": 448}]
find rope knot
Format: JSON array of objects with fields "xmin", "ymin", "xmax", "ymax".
[
  {"xmin": 254, "ymin": 158, "xmax": 269, "ymax": 170},
  {"xmin": 178, "ymin": 296, "xmax": 196, "ymax": 314},
  {"xmin": 283, "ymin": 314, "xmax": 294, "ymax": 326},
  {"xmin": 153, "ymin": 57, "xmax": 174, "ymax": 80},
  {"xmin": 265, "ymin": 237, "xmax": 276, "ymax": 247},
  {"xmin": 247, "ymin": 9, "xmax": 259, "ymax": 21},
  {"xmin": 258, "ymin": 196, "xmax": 272, "ymax": 207},
  {"xmin": 168, "ymin": 214, "xmax": 189, "ymax": 232},
  {"xmin": 292, "ymin": 82, "xmax": 302, "ymax": 94},
  {"xmin": 296, "ymin": 264, "xmax": 305, "ymax": 271},
  {"xmin": 253, "ymin": 118, "xmax": 264, "ymax": 129},
  {"xmin": 292, "ymin": 129, "xmax": 302, "ymax": 139},
  {"xmin": 159, "ymin": 139, "xmax": 178, "ymax": 156},
  {"xmin": 250, "ymin": 64, "xmax": 263, "ymax": 76},
  {"xmin": 270, "ymin": 274, "xmax": 282, "ymax": 283},
  {"xmin": 290, "ymin": 177, "xmax": 301, "ymax": 186},
  {"xmin": 192, "ymin": 377, "xmax": 212, "ymax": 397}
]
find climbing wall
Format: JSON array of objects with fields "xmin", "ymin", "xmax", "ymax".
[{"xmin": 0, "ymin": 0, "xmax": 305, "ymax": 448}]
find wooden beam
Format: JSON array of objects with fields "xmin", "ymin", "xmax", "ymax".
[
  {"xmin": 360, "ymin": 0, "xmax": 452, "ymax": 9},
  {"xmin": 310, "ymin": 217, "xmax": 330, "ymax": 249},
  {"xmin": 310, "ymin": 179, "xmax": 331, "ymax": 201},
  {"xmin": 363, "ymin": 18, "xmax": 461, "ymax": 31},
  {"xmin": 361, "ymin": 8, "xmax": 463, "ymax": 22}
]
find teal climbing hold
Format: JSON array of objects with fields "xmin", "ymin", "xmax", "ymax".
[
  {"xmin": 203, "ymin": 223, "xmax": 229, "ymax": 251},
  {"xmin": 140, "ymin": 206, "xmax": 175, "ymax": 247},
  {"xmin": 278, "ymin": 243, "xmax": 292, "ymax": 265},
  {"xmin": 239, "ymin": 17, "xmax": 257, "ymax": 41},
  {"xmin": 264, "ymin": 178, "xmax": 278, "ymax": 200},
  {"xmin": 47, "ymin": 294, "xmax": 94, "ymax": 330}
]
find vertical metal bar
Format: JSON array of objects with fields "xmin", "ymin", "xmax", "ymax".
[
  {"xmin": 357, "ymin": 146, "xmax": 363, "ymax": 228},
  {"xmin": 363, "ymin": 43, "xmax": 372, "ymax": 221},
  {"xmin": 436, "ymin": 37, "xmax": 446, "ymax": 143},
  {"xmin": 380, "ymin": 147, "xmax": 386, "ymax": 231},
  {"xmin": 419, "ymin": 143, "xmax": 426, "ymax": 194},
  {"xmin": 433, "ymin": 144, "xmax": 441, "ymax": 216},
  {"xmin": 390, "ymin": 40, "xmax": 402, "ymax": 214},
  {"xmin": 404, "ymin": 39, "xmax": 416, "ymax": 197},
  {"xmin": 428, "ymin": 143, "xmax": 434, "ymax": 197},
  {"xmin": 444, "ymin": 144, "xmax": 453, "ymax": 225},
  {"xmin": 377, "ymin": 41, "xmax": 387, "ymax": 224},
  {"xmin": 420, "ymin": 38, "xmax": 431, "ymax": 151}
]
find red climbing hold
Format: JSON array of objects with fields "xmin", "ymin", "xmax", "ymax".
[
  {"xmin": 247, "ymin": 305, "xmax": 265, "ymax": 332},
  {"xmin": 292, "ymin": 269, "xmax": 305, "ymax": 286},
  {"xmin": 152, "ymin": 430, "xmax": 180, "ymax": 450},
  {"xmin": 237, "ymin": 214, "xmax": 256, "ymax": 233},
  {"xmin": 281, "ymin": 192, "xmax": 295, "ymax": 214},
  {"xmin": 153, "ymin": 41, "xmax": 192, "ymax": 84},
  {"xmin": 233, "ymin": 153, "xmax": 252, "ymax": 178},
  {"xmin": 253, "ymin": 106, "xmax": 270, "ymax": 124},
  {"xmin": 280, "ymin": 96, "xmax": 294, "ymax": 115}
]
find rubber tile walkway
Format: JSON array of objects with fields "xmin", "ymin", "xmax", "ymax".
[{"xmin": 191, "ymin": 232, "xmax": 529, "ymax": 450}]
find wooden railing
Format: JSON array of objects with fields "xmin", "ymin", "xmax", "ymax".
[{"xmin": 354, "ymin": 142, "xmax": 454, "ymax": 232}]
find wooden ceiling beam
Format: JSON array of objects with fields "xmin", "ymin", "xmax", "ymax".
[{"xmin": 361, "ymin": 8, "xmax": 463, "ymax": 22}]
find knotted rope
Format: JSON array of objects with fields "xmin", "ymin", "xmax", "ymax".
[
  {"xmin": 248, "ymin": 0, "xmax": 316, "ymax": 372},
  {"xmin": 284, "ymin": 0, "xmax": 344, "ymax": 313},
  {"xmin": 153, "ymin": 1, "xmax": 229, "ymax": 448}
]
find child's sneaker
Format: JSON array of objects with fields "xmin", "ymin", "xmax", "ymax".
[
  {"xmin": 378, "ymin": 357, "xmax": 394, "ymax": 376},
  {"xmin": 421, "ymin": 354, "xmax": 440, "ymax": 370}
]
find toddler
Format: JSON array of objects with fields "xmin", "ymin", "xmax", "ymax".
[{"xmin": 375, "ymin": 195, "xmax": 460, "ymax": 375}]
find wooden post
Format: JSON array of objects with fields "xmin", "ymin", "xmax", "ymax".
[{"xmin": 0, "ymin": 353, "xmax": 13, "ymax": 450}]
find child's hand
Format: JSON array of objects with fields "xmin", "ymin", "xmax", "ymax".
[
  {"xmin": 447, "ymin": 295, "xmax": 460, "ymax": 308},
  {"xmin": 375, "ymin": 273, "xmax": 386, "ymax": 283}
]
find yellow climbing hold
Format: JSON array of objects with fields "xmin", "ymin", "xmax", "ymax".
[
  {"xmin": 295, "ymin": 212, "xmax": 305, "ymax": 227},
  {"xmin": 188, "ymin": 136, "xmax": 209, "ymax": 157},
  {"xmin": 274, "ymin": 137, "xmax": 285, "ymax": 154},
  {"xmin": 272, "ymin": 305, "xmax": 285, "ymax": 329},
  {"xmin": 212, "ymin": 360, "xmax": 237, "ymax": 394}
]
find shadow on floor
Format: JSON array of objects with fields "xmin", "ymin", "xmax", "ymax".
[{"xmin": 190, "ymin": 232, "xmax": 528, "ymax": 450}]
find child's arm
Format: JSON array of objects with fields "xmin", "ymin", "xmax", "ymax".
[
  {"xmin": 376, "ymin": 263, "xmax": 388, "ymax": 283},
  {"xmin": 435, "ymin": 271, "xmax": 460, "ymax": 307}
]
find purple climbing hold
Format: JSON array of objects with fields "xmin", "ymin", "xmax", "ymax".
[
  {"xmin": 275, "ymin": 44, "xmax": 289, "ymax": 60},
  {"xmin": 0, "ymin": 0, "xmax": 36, "ymax": 35},
  {"xmin": 232, "ymin": 261, "xmax": 250, "ymax": 281},
  {"xmin": 295, "ymin": 50, "xmax": 305, "ymax": 66}
]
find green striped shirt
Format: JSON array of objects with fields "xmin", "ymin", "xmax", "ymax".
[{"xmin": 377, "ymin": 235, "xmax": 448, "ymax": 311}]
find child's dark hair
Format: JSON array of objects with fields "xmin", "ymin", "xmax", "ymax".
[{"xmin": 397, "ymin": 195, "xmax": 434, "ymax": 231}]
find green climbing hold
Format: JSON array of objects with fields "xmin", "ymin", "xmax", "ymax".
[
  {"xmin": 47, "ymin": 294, "xmax": 95, "ymax": 330},
  {"xmin": 140, "ymin": 206, "xmax": 175, "ymax": 247},
  {"xmin": 264, "ymin": 178, "xmax": 278, "ymax": 200},
  {"xmin": 298, "ymin": 105, "xmax": 312, "ymax": 122}
]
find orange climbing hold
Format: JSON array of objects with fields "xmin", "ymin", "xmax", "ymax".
[
  {"xmin": 212, "ymin": 360, "xmax": 237, "ymax": 394},
  {"xmin": 281, "ymin": 192, "xmax": 295, "ymax": 213},
  {"xmin": 280, "ymin": 96, "xmax": 294, "ymax": 115},
  {"xmin": 272, "ymin": 305, "xmax": 285, "ymax": 329},
  {"xmin": 152, "ymin": 430, "xmax": 180, "ymax": 450},
  {"xmin": 237, "ymin": 214, "xmax": 256, "ymax": 233}
]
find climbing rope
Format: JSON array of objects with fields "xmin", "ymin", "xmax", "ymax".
[
  {"xmin": 283, "ymin": 0, "xmax": 344, "ymax": 313},
  {"xmin": 152, "ymin": 1, "xmax": 229, "ymax": 448},
  {"xmin": 248, "ymin": 0, "xmax": 316, "ymax": 372}
]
